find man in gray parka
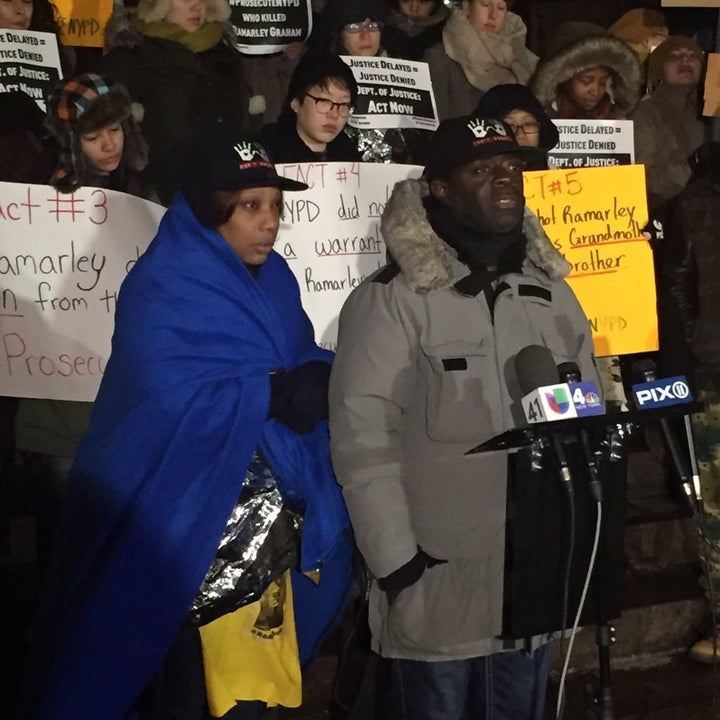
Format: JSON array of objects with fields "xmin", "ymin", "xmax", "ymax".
[{"xmin": 329, "ymin": 114, "xmax": 600, "ymax": 719}]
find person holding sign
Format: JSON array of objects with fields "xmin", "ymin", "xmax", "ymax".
[
  {"xmin": 329, "ymin": 115, "xmax": 598, "ymax": 719},
  {"xmin": 423, "ymin": 0, "xmax": 538, "ymax": 121},
  {"xmin": 260, "ymin": 50, "xmax": 360, "ymax": 163},
  {"xmin": 24, "ymin": 130, "xmax": 353, "ymax": 720},
  {"xmin": 530, "ymin": 21, "xmax": 641, "ymax": 121},
  {"xmin": 321, "ymin": 0, "xmax": 416, "ymax": 163},
  {"xmin": 102, "ymin": 0, "xmax": 256, "ymax": 204}
]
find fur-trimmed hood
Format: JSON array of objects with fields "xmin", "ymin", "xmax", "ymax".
[
  {"xmin": 380, "ymin": 178, "xmax": 570, "ymax": 293},
  {"xmin": 530, "ymin": 24, "xmax": 642, "ymax": 117}
]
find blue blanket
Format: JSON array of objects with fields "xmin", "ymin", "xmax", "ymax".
[{"xmin": 27, "ymin": 195, "xmax": 351, "ymax": 719}]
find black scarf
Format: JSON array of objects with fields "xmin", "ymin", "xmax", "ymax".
[{"xmin": 424, "ymin": 194, "xmax": 526, "ymax": 274}]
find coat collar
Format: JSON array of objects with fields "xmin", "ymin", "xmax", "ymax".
[{"xmin": 380, "ymin": 177, "xmax": 570, "ymax": 293}]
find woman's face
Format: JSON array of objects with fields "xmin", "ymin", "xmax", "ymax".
[
  {"xmin": 165, "ymin": 0, "xmax": 207, "ymax": 32},
  {"xmin": 567, "ymin": 68, "xmax": 610, "ymax": 112},
  {"xmin": 291, "ymin": 80, "xmax": 353, "ymax": 152},
  {"xmin": 398, "ymin": 0, "xmax": 435, "ymax": 20},
  {"xmin": 218, "ymin": 187, "xmax": 283, "ymax": 265},
  {"xmin": 504, "ymin": 109, "xmax": 540, "ymax": 148},
  {"xmin": 463, "ymin": 0, "xmax": 507, "ymax": 34},
  {"xmin": 340, "ymin": 18, "xmax": 382, "ymax": 56},
  {"xmin": 80, "ymin": 123, "xmax": 125, "ymax": 174},
  {"xmin": 0, "ymin": 0, "xmax": 32, "ymax": 30}
]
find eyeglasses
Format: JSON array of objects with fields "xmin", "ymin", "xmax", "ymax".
[
  {"xmin": 344, "ymin": 20, "xmax": 382, "ymax": 33},
  {"xmin": 508, "ymin": 121, "xmax": 540, "ymax": 135},
  {"xmin": 305, "ymin": 93, "xmax": 354, "ymax": 117}
]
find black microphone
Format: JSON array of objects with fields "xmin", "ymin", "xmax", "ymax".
[
  {"xmin": 515, "ymin": 345, "xmax": 577, "ymax": 425},
  {"xmin": 514, "ymin": 345, "xmax": 574, "ymax": 484},
  {"xmin": 630, "ymin": 359, "xmax": 701, "ymax": 508},
  {"xmin": 558, "ymin": 362, "xmax": 603, "ymax": 502}
]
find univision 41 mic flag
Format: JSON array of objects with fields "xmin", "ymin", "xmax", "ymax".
[{"xmin": 230, "ymin": 0, "xmax": 312, "ymax": 54}]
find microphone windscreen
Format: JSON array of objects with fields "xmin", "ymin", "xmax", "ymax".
[
  {"xmin": 514, "ymin": 345, "xmax": 559, "ymax": 395},
  {"xmin": 631, "ymin": 357, "xmax": 657, "ymax": 383},
  {"xmin": 558, "ymin": 361, "xmax": 581, "ymax": 383}
]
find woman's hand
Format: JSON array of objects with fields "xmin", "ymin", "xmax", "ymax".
[{"xmin": 268, "ymin": 361, "xmax": 331, "ymax": 433}]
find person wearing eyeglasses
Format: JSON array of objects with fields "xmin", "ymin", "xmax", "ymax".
[
  {"xmin": 474, "ymin": 83, "xmax": 559, "ymax": 169},
  {"xmin": 321, "ymin": 0, "xmax": 418, "ymax": 164},
  {"xmin": 260, "ymin": 50, "xmax": 360, "ymax": 164}
]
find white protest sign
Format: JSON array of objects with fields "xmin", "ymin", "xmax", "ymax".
[
  {"xmin": 0, "ymin": 183, "xmax": 165, "ymax": 401},
  {"xmin": 0, "ymin": 30, "xmax": 62, "ymax": 110},
  {"xmin": 276, "ymin": 162, "xmax": 423, "ymax": 349},
  {"xmin": 230, "ymin": 0, "xmax": 312, "ymax": 54},
  {"xmin": 342, "ymin": 56, "xmax": 439, "ymax": 131},
  {"xmin": 548, "ymin": 120, "xmax": 635, "ymax": 169}
]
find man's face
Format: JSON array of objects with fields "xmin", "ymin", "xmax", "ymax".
[
  {"xmin": 662, "ymin": 48, "xmax": 703, "ymax": 86},
  {"xmin": 431, "ymin": 153, "xmax": 525, "ymax": 234}
]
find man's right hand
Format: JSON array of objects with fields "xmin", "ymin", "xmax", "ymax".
[{"xmin": 378, "ymin": 547, "xmax": 447, "ymax": 604}]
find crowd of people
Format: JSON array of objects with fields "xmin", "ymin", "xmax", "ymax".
[{"xmin": 2, "ymin": 0, "xmax": 720, "ymax": 718}]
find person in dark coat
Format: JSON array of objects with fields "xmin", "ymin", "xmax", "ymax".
[
  {"xmin": 383, "ymin": 0, "xmax": 450, "ymax": 61},
  {"xmin": 260, "ymin": 50, "xmax": 360, "ymax": 164},
  {"xmin": 474, "ymin": 83, "xmax": 558, "ymax": 168},
  {"xmin": 102, "ymin": 0, "xmax": 256, "ymax": 204}
]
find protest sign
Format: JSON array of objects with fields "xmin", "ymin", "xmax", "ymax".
[
  {"xmin": 548, "ymin": 119, "xmax": 634, "ymax": 169},
  {"xmin": 0, "ymin": 183, "xmax": 165, "ymax": 401},
  {"xmin": 342, "ymin": 56, "xmax": 439, "ymax": 131},
  {"xmin": 524, "ymin": 165, "xmax": 656, "ymax": 356},
  {"xmin": 230, "ymin": 0, "xmax": 312, "ymax": 53},
  {"xmin": 276, "ymin": 162, "xmax": 423, "ymax": 349},
  {"xmin": 54, "ymin": 0, "xmax": 113, "ymax": 48},
  {"xmin": 0, "ymin": 30, "xmax": 61, "ymax": 110}
]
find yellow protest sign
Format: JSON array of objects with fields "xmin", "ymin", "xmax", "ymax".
[
  {"xmin": 524, "ymin": 165, "xmax": 656, "ymax": 356},
  {"xmin": 54, "ymin": 0, "xmax": 112, "ymax": 48}
]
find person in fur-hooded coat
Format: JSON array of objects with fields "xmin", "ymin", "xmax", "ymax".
[
  {"xmin": 329, "ymin": 114, "xmax": 598, "ymax": 717},
  {"xmin": 102, "ymin": 0, "xmax": 257, "ymax": 205},
  {"xmin": 530, "ymin": 21, "xmax": 642, "ymax": 120}
]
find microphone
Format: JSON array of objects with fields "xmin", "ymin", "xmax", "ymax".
[
  {"xmin": 557, "ymin": 361, "xmax": 604, "ymax": 501},
  {"xmin": 630, "ymin": 359, "xmax": 701, "ymax": 508},
  {"xmin": 558, "ymin": 362, "xmax": 604, "ymax": 417},
  {"xmin": 630, "ymin": 358, "xmax": 693, "ymax": 409},
  {"xmin": 515, "ymin": 345, "xmax": 575, "ymax": 484},
  {"xmin": 516, "ymin": 345, "xmax": 577, "ymax": 424}
]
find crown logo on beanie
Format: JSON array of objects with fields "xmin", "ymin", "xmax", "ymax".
[{"xmin": 468, "ymin": 118, "xmax": 508, "ymax": 140}]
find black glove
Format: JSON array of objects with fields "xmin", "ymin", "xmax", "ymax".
[
  {"xmin": 688, "ymin": 142, "xmax": 720, "ymax": 183},
  {"xmin": 378, "ymin": 547, "xmax": 447, "ymax": 603},
  {"xmin": 268, "ymin": 360, "xmax": 331, "ymax": 434}
]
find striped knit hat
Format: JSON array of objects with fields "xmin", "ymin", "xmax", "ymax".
[{"xmin": 45, "ymin": 73, "xmax": 148, "ymax": 193}]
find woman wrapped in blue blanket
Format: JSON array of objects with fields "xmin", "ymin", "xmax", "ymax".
[{"xmin": 24, "ymin": 128, "xmax": 353, "ymax": 720}]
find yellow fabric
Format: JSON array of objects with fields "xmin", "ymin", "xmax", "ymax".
[{"xmin": 199, "ymin": 572, "xmax": 302, "ymax": 716}]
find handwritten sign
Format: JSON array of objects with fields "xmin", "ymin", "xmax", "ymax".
[
  {"xmin": 54, "ymin": 0, "xmax": 113, "ymax": 48},
  {"xmin": 548, "ymin": 120, "xmax": 634, "ymax": 169},
  {"xmin": 342, "ymin": 56, "xmax": 439, "ymax": 131},
  {"xmin": 230, "ymin": 0, "xmax": 312, "ymax": 54},
  {"xmin": 0, "ymin": 183, "xmax": 165, "ymax": 400},
  {"xmin": 524, "ymin": 165, "xmax": 656, "ymax": 356},
  {"xmin": 0, "ymin": 30, "xmax": 61, "ymax": 110},
  {"xmin": 276, "ymin": 162, "xmax": 423, "ymax": 349}
]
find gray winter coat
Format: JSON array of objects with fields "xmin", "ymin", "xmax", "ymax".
[{"xmin": 329, "ymin": 178, "xmax": 599, "ymax": 660}]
